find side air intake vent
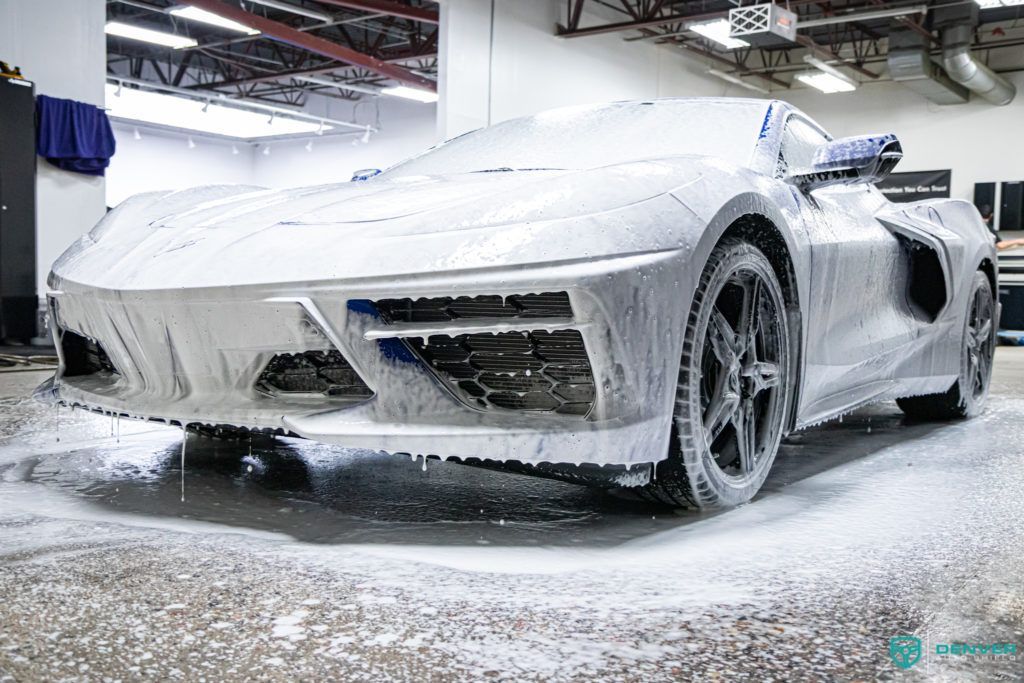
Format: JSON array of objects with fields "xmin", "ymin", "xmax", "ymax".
[
  {"xmin": 370, "ymin": 291, "xmax": 595, "ymax": 417},
  {"xmin": 408, "ymin": 329, "xmax": 594, "ymax": 416},
  {"xmin": 413, "ymin": 327, "xmax": 593, "ymax": 413},
  {"xmin": 60, "ymin": 330, "xmax": 118, "ymax": 377},
  {"xmin": 375, "ymin": 292, "xmax": 572, "ymax": 323},
  {"xmin": 257, "ymin": 350, "xmax": 372, "ymax": 400}
]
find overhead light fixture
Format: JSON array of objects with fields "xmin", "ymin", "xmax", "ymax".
[
  {"xmin": 169, "ymin": 6, "xmax": 259, "ymax": 35},
  {"xmin": 799, "ymin": 56, "xmax": 858, "ymax": 93},
  {"xmin": 105, "ymin": 21, "xmax": 198, "ymax": 49},
  {"xmin": 689, "ymin": 19, "xmax": 749, "ymax": 50},
  {"xmin": 104, "ymin": 83, "xmax": 332, "ymax": 138},
  {"xmin": 707, "ymin": 68, "xmax": 769, "ymax": 94},
  {"xmin": 245, "ymin": 0, "xmax": 331, "ymax": 23},
  {"xmin": 796, "ymin": 71, "xmax": 857, "ymax": 93},
  {"xmin": 380, "ymin": 85, "xmax": 438, "ymax": 103},
  {"xmin": 296, "ymin": 75, "xmax": 382, "ymax": 96},
  {"xmin": 975, "ymin": 0, "xmax": 1024, "ymax": 7}
]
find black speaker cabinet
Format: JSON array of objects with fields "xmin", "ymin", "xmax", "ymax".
[
  {"xmin": 1000, "ymin": 181, "xmax": 1024, "ymax": 232},
  {"xmin": 0, "ymin": 77, "xmax": 37, "ymax": 341}
]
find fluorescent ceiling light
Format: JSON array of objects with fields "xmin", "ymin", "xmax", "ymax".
[
  {"xmin": 976, "ymin": 0, "xmax": 1024, "ymax": 6},
  {"xmin": 800, "ymin": 56, "xmax": 858, "ymax": 93},
  {"xmin": 796, "ymin": 71, "xmax": 857, "ymax": 93},
  {"xmin": 707, "ymin": 68, "xmax": 769, "ymax": 94},
  {"xmin": 296, "ymin": 75, "xmax": 383, "ymax": 96},
  {"xmin": 245, "ymin": 0, "xmax": 331, "ymax": 22},
  {"xmin": 380, "ymin": 85, "xmax": 438, "ymax": 103},
  {"xmin": 104, "ymin": 83, "xmax": 331, "ymax": 138},
  {"xmin": 169, "ymin": 6, "xmax": 259, "ymax": 35},
  {"xmin": 105, "ymin": 21, "xmax": 198, "ymax": 49},
  {"xmin": 689, "ymin": 19, "xmax": 749, "ymax": 50}
]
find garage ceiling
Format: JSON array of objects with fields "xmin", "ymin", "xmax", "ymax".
[
  {"xmin": 106, "ymin": 0, "xmax": 438, "ymax": 108},
  {"xmin": 559, "ymin": 0, "xmax": 1024, "ymax": 92}
]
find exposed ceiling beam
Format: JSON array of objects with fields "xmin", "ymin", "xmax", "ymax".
[
  {"xmin": 794, "ymin": 34, "xmax": 879, "ymax": 79},
  {"xmin": 673, "ymin": 40, "xmax": 789, "ymax": 88},
  {"xmin": 314, "ymin": 0, "xmax": 440, "ymax": 25},
  {"xmin": 557, "ymin": 0, "xmax": 821, "ymax": 38},
  {"xmin": 182, "ymin": 0, "xmax": 437, "ymax": 90},
  {"xmin": 558, "ymin": 11, "xmax": 711, "ymax": 38},
  {"xmin": 186, "ymin": 52, "xmax": 434, "ymax": 90}
]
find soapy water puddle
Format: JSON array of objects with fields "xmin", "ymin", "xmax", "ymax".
[{"xmin": 0, "ymin": 370, "xmax": 954, "ymax": 548}]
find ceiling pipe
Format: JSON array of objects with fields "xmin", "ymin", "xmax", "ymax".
[{"xmin": 941, "ymin": 23, "xmax": 1016, "ymax": 105}]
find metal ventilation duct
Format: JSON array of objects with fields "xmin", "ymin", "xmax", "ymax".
[
  {"xmin": 887, "ymin": 30, "xmax": 968, "ymax": 105},
  {"xmin": 941, "ymin": 23, "xmax": 1016, "ymax": 105}
]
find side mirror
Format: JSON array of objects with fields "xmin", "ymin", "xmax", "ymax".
[
  {"xmin": 351, "ymin": 168, "xmax": 381, "ymax": 182},
  {"xmin": 791, "ymin": 134, "xmax": 902, "ymax": 191}
]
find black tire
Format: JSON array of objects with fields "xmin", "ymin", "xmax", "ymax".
[
  {"xmin": 186, "ymin": 424, "xmax": 252, "ymax": 441},
  {"xmin": 897, "ymin": 271, "xmax": 995, "ymax": 420},
  {"xmin": 642, "ymin": 238, "xmax": 792, "ymax": 508}
]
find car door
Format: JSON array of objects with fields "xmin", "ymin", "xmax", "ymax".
[{"xmin": 778, "ymin": 116, "xmax": 918, "ymax": 421}]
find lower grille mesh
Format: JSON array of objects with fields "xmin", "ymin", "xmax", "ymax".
[
  {"xmin": 257, "ymin": 350, "xmax": 372, "ymax": 400},
  {"xmin": 408, "ymin": 329, "xmax": 595, "ymax": 416},
  {"xmin": 375, "ymin": 292, "xmax": 572, "ymax": 323},
  {"xmin": 60, "ymin": 331, "xmax": 118, "ymax": 377}
]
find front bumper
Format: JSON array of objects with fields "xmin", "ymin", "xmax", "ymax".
[{"xmin": 41, "ymin": 249, "xmax": 689, "ymax": 467}]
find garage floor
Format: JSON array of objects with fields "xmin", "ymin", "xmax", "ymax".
[{"xmin": 1, "ymin": 351, "xmax": 1023, "ymax": 681}]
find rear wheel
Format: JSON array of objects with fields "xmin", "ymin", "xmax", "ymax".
[
  {"xmin": 897, "ymin": 271, "xmax": 995, "ymax": 420},
  {"xmin": 643, "ymin": 239, "xmax": 792, "ymax": 508}
]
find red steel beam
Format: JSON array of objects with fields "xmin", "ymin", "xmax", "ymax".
[
  {"xmin": 314, "ymin": 0, "xmax": 439, "ymax": 24},
  {"xmin": 184, "ymin": 0, "xmax": 437, "ymax": 90}
]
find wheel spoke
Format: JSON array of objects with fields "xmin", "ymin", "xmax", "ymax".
[
  {"xmin": 742, "ymin": 361, "xmax": 780, "ymax": 396},
  {"xmin": 703, "ymin": 379, "xmax": 739, "ymax": 444},
  {"xmin": 708, "ymin": 307, "xmax": 739, "ymax": 365},
  {"xmin": 737, "ymin": 275, "xmax": 761, "ymax": 353},
  {"xmin": 732, "ymin": 398, "xmax": 757, "ymax": 474},
  {"xmin": 977, "ymin": 318, "xmax": 992, "ymax": 344}
]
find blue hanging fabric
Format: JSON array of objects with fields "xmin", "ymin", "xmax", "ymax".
[{"xmin": 36, "ymin": 94, "xmax": 116, "ymax": 176}]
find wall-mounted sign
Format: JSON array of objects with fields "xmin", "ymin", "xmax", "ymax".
[{"xmin": 876, "ymin": 170, "xmax": 952, "ymax": 203}]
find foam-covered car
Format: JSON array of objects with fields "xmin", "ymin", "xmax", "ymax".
[{"xmin": 39, "ymin": 98, "xmax": 997, "ymax": 507}]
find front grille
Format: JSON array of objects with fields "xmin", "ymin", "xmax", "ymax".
[
  {"xmin": 374, "ymin": 292, "xmax": 572, "ymax": 323},
  {"xmin": 60, "ymin": 330, "xmax": 118, "ymax": 377},
  {"xmin": 256, "ymin": 350, "xmax": 372, "ymax": 400},
  {"xmin": 407, "ymin": 329, "xmax": 595, "ymax": 416}
]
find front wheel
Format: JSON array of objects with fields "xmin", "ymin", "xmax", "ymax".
[
  {"xmin": 643, "ymin": 238, "xmax": 792, "ymax": 508},
  {"xmin": 897, "ymin": 271, "xmax": 995, "ymax": 420}
]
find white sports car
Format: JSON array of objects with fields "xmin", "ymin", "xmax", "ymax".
[{"xmin": 39, "ymin": 98, "xmax": 997, "ymax": 508}]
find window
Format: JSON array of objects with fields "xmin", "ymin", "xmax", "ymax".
[{"xmin": 776, "ymin": 117, "xmax": 828, "ymax": 178}]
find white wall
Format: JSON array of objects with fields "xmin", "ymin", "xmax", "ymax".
[
  {"xmin": 251, "ymin": 95, "xmax": 437, "ymax": 188},
  {"xmin": 0, "ymin": 0, "xmax": 107, "ymax": 296},
  {"xmin": 438, "ymin": 0, "xmax": 730, "ymax": 138},
  {"xmin": 107, "ymin": 94, "xmax": 437, "ymax": 200},
  {"xmin": 106, "ymin": 125, "xmax": 257, "ymax": 206},
  {"xmin": 774, "ymin": 73, "xmax": 1024, "ymax": 202}
]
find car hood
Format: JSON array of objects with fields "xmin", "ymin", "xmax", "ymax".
[
  {"xmin": 51, "ymin": 159, "xmax": 713, "ymax": 291},
  {"xmin": 147, "ymin": 161, "xmax": 697, "ymax": 234}
]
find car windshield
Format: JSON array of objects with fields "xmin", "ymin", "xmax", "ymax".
[{"xmin": 385, "ymin": 99, "xmax": 770, "ymax": 177}]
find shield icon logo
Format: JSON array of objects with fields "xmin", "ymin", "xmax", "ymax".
[{"xmin": 890, "ymin": 635, "xmax": 922, "ymax": 669}]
